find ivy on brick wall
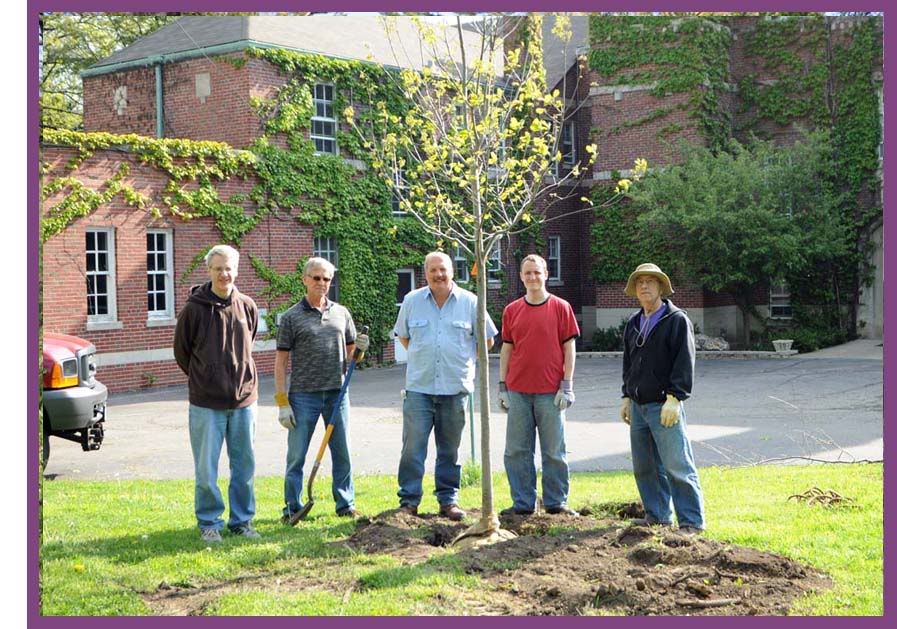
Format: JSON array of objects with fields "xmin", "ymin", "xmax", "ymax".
[
  {"xmin": 40, "ymin": 129, "xmax": 257, "ymax": 243},
  {"xmin": 41, "ymin": 50, "xmax": 435, "ymax": 358},
  {"xmin": 588, "ymin": 16, "xmax": 732, "ymax": 151}
]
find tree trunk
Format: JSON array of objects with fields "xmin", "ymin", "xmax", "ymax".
[{"xmin": 474, "ymin": 225, "xmax": 495, "ymax": 522}]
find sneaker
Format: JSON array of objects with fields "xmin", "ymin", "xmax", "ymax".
[
  {"xmin": 546, "ymin": 505, "xmax": 579, "ymax": 516},
  {"xmin": 398, "ymin": 504, "xmax": 418, "ymax": 516},
  {"xmin": 678, "ymin": 525, "xmax": 703, "ymax": 536},
  {"xmin": 439, "ymin": 503, "xmax": 466, "ymax": 521},
  {"xmin": 230, "ymin": 524, "xmax": 261, "ymax": 539},
  {"xmin": 337, "ymin": 507, "xmax": 362, "ymax": 518},
  {"xmin": 200, "ymin": 528, "xmax": 222, "ymax": 543},
  {"xmin": 630, "ymin": 517, "xmax": 672, "ymax": 527},
  {"xmin": 500, "ymin": 506, "xmax": 535, "ymax": 516}
]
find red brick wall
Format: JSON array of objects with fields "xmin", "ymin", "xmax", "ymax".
[
  {"xmin": 83, "ymin": 67, "xmax": 158, "ymax": 136},
  {"xmin": 83, "ymin": 55, "xmax": 289, "ymax": 149},
  {"xmin": 41, "ymin": 145, "xmax": 311, "ymax": 393}
]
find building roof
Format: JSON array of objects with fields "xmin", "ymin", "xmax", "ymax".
[{"xmin": 86, "ymin": 15, "xmax": 499, "ymax": 76}]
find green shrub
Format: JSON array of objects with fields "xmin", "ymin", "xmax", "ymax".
[{"xmin": 591, "ymin": 319, "xmax": 627, "ymax": 351}]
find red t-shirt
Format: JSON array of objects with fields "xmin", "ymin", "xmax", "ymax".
[{"xmin": 502, "ymin": 294, "xmax": 580, "ymax": 394}]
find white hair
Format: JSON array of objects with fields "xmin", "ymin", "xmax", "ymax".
[
  {"xmin": 304, "ymin": 256, "xmax": 336, "ymax": 277},
  {"xmin": 205, "ymin": 244, "xmax": 240, "ymax": 268}
]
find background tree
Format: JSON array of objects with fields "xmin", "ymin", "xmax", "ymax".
[
  {"xmin": 623, "ymin": 131, "xmax": 848, "ymax": 348},
  {"xmin": 347, "ymin": 14, "xmax": 640, "ymax": 543}
]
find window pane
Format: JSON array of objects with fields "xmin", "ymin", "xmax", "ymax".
[
  {"xmin": 156, "ymin": 275, "xmax": 166, "ymax": 291},
  {"xmin": 148, "ymin": 293, "xmax": 154, "ymax": 310},
  {"xmin": 87, "ymin": 295, "xmax": 96, "ymax": 316},
  {"xmin": 97, "ymin": 295, "xmax": 108, "ymax": 314},
  {"xmin": 97, "ymin": 253, "xmax": 108, "ymax": 272},
  {"xmin": 87, "ymin": 253, "xmax": 96, "ymax": 272},
  {"xmin": 96, "ymin": 231, "xmax": 107, "ymax": 250},
  {"xmin": 156, "ymin": 293, "xmax": 166, "ymax": 311},
  {"xmin": 147, "ymin": 275, "xmax": 154, "ymax": 292},
  {"xmin": 157, "ymin": 253, "xmax": 166, "ymax": 270},
  {"xmin": 86, "ymin": 231, "xmax": 95, "ymax": 250},
  {"xmin": 86, "ymin": 276, "xmax": 95, "ymax": 295},
  {"xmin": 96, "ymin": 275, "xmax": 107, "ymax": 293},
  {"xmin": 147, "ymin": 253, "xmax": 155, "ymax": 271}
]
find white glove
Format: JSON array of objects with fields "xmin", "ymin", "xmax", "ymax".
[
  {"xmin": 660, "ymin": 394, "xmax": 681, "ymax": 428},
  {"xmin": 278, "ymin": 405, "xmax": 296, "ymax": 430},
  {"xmin": 553, "ymin": 380, "xmax": 575, "ymax": 410},
  {"xmin": 354, "ymin": 333, "xmax": 370, "ymax": 353},
  {"xmin": 620, "ymin": 397, "xmax": 631, "ymax": 425},
  {"xmin": 498, "ymin": 382, "xmax": 510, "ymax": 411}
]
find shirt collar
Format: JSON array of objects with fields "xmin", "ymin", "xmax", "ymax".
[{"xmin": 300, "ymin": 296, "xmax": 331, "ymax": 312}]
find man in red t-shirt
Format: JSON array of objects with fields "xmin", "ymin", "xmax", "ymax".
[{"xmin": 498, "ymin": 254, "xmax": 580, "ymax": 516}]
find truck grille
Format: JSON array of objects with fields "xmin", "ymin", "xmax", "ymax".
[{"xmin": 78, "ymin": 346, "xmax": 98, "ymax": 386}]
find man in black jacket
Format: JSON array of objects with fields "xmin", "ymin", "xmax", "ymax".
[
  {"xmin": 620, "ymin": 263, "xmax": 705, "ymax": 535},
  {"xmin": 174, "ymin": 244, "xmax": 260, "ymax": 543}
]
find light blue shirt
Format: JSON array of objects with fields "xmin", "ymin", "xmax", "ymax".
[{"xmin": 394, "ymin": 282, "xmax": 497, "ymax": 395}]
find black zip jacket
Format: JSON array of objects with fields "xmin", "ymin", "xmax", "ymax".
[{"xmin": 621, "ymin": 299, "xmax": 695, "ymax": 403}]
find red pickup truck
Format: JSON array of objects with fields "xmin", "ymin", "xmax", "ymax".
[{"xmin": 42, "ymin": 332, "xmax": 107, "ymax": 467}]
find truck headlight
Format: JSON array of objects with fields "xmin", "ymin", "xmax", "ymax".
[{"xmin": 49, "ymin": 359, "xmax": 79, "ymax": 389}]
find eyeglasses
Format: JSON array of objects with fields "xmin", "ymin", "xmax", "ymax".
[{"xmin": 308, "ymin": 275, "xmax": 333, "ymax": 282}]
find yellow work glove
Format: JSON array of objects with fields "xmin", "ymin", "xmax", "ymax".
[
  {"xmin": 275, "ymin": 392, "xmax": 296, "ymax": 430},
  {"xmin": 620, "ymin": 397, "xmax": 631, "ymax": 425},
  {"xmin": 660, "ymin": 394, "xmax": 681, "ymax": 428}
]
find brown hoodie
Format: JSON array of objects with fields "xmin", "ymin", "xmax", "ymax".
[{"xmin": 173, "ymin": 282, "xmax": 259, "ymax": 409}]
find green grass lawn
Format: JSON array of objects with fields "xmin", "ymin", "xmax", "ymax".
[{"xmin": 40, "ymin": 463, "xmax": 882, "ymax": 616}]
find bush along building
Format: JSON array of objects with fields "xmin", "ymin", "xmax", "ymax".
[{"xmin": 40, "ymin": 14, "xmax": 883, "ymax": 393}]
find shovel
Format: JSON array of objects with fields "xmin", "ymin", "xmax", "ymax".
[{"xmin": 290, "ymin": 326, "xmax": 368, "ymax": 522}]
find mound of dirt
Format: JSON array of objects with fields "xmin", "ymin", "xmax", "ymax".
[{"xmin": 347, "ymin": 504, "xmax": 831, "ymax": 616}]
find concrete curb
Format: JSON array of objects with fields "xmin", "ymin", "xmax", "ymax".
[{"xmin": 575, "ymin": 350, "xmax": 798, "ymax": 360}]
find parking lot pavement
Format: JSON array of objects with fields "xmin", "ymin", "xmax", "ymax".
[{"xmin": 42, "ymin": 351, "xmax": 883, "ymax": 481}]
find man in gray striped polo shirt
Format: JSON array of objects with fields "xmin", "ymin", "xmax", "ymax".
[{"xmin": 273, "ymin": 257, "xmax": 369, "ymax": 524}]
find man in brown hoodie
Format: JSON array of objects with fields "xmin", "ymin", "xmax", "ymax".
[{"xmin": 174, "ymin": 244, "xmax": 260, "ymax": 543}]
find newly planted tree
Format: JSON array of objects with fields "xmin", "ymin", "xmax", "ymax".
[{"xmin": 347, "ymin": 15, "xmax": 642, "ymax": 543}]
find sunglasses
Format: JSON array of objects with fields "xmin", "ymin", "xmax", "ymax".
[{"xmin": 308, "ymin": 275, "xmax": 333, "ymax": 282}]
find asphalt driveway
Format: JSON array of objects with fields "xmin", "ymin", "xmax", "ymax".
[{"xmin": 42, "ymin": 343, "xmax": 883, "ymax": 481}]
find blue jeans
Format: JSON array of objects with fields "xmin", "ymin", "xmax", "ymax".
[
  {"xmin": 503, "ymin": 391, "xmax": 570, "ymax": 511},
  {"xmin": 630, "ymin": 400, "xmax": 705, "ymax": 529},
  {"xmin": 397, "ymin": 391, "xmax": 467, "ymax": 507},
  {"xmin": 188, "ymin": 403, "xmax": 257, "ymax": 531},
  {"xmin": 283, "ymin": 390, "xmax": 354, "ymax": 516}
]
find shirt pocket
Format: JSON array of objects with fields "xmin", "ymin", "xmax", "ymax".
[
  {"xmin": 452, "ymin": 320, "xmax": 473, "ymax": 346},
  {"xmin": 408, "ymin": 319, "xmax": 431, "ymax": 341}
]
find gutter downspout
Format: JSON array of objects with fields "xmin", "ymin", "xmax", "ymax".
[{"xmin": 155, "ymin": 62, "xmax": 164, "ymax": 138}]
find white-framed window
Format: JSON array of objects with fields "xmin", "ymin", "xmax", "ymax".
[
  {"xmin": 85, "ymin": 228, "xmax": 117, "ymax": 322},
  {"xmin": 396, "ymin": 269, "xmax": 414, "ymax": 309},
  {"xmin": 391, "ymin": 169, "xmax": 406, "ymax": 216},
  {"xmin": 487, "ymin": 241, "xmax": 502, "ymax": 282},
  {"xmin": 146, "ymin": 229, "xmax": 174, "ymax": 319},
  {"xmin": 548, "ymin": 236, "xmax": 561, "ymax": 281},
  {"xmin": 562, "ymin": 121, "xmax": 576, "ymax": 167},
  {"xmin": 313, "ymin": 235, "xmax": 339, "ymax": 301},
  {"xmin": 311, "ymin": 83, "xmax": 337, "ymax": 155},
  {"xmin": 770, "ymin": 281, "xmax": 793, "ymax": 319},
  {"xmin": 453, "ymin": 246, "xmax": 470, "ymax": 283}
]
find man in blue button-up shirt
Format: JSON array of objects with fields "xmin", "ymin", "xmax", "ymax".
[{"xmin": 393, "ymin": 251, "xmax": 497, "ymax": 521}]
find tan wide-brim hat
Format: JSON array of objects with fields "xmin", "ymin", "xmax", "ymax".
[{"xmin": 624, "ymin": 263, "xmax": 674, "ymax": 298}]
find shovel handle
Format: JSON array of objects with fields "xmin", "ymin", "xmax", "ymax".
[{"xmin": 313, "ymin": 423, "xmax": 335, "ymax": 463}]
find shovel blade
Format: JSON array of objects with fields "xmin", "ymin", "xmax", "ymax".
[{"xmin": 286, "ymin": 500, "xmax": 314, "ymax": 525}]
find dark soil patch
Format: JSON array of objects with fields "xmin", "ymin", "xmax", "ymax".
[{"xmin": 347, "ymin": 503, "xmax": 832, "ymax": 616}]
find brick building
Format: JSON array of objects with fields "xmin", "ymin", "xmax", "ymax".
[{"xmin": 40, "ymin": 15, "xmax": 883, "ymax": 392}]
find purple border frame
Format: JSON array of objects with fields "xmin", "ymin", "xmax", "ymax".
[{"xmin": 28, "ymin": 1, "xmax": 890, "ymax": 627}]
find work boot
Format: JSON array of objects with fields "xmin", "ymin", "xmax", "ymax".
[
  {"xmin": 545, "ymin": 505, "xmax": 579, "ymax": 516},
  {"xmin": 337, "ymin": 507, "xmax": 362, "ymax": 518},
  {"xmin": 678, "ymin": 525, "xmax": 704, "ymax": 536},
  {"xmin": 500, "ymin": 506, "xmax": 535, "ymax": 516},
  {"xmin": 399, "ymin": 504, "xmax": 418, "ymax": 516},
  {"xmin": 630, "ymin": 517, "xmax": 671, "ymax": 527},
  {"xmin": 439, "ymin": 503, "xmax": 466, "ymax": 521}
]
